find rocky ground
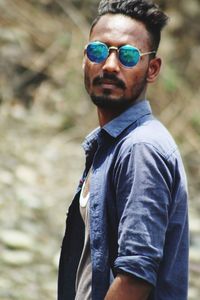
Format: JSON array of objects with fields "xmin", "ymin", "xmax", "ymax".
[
  {"xmin": 0, "ymin": 102, "xmax": 199, "ymax": 300},
  {"xmin": 0, "ymin": 102, "xmax": 85, "ymax": 300}
]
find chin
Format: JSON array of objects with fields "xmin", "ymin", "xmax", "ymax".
[{"xmin": 91, "ymin": 94, "xmax": 134, "ymax": 110}]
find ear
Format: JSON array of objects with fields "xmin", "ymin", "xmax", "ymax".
[{"xmin": 147, "ymin": 57, "xmax": 162, "ymax": 83}]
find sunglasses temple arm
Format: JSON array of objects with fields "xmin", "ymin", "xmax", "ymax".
[{"xmin": 140, "ymin": 51, "xmax": 156, "ymax": 57}]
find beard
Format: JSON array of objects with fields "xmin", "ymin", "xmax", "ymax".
[
  {"xmin": 90, "ymin": 75, "xmax": 147, "ymax": 111},
  {"xmin": 91, "ymin": 93, "xmax": 134, "ymax": 110},
  {"xmin": 84, "ymin": 72, "xmax": 147, "ymax": 111}
]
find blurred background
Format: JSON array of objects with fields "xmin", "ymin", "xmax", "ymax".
[{"xmin": 0, "ymin": 0, "xmax": 199, "ymax": 299}]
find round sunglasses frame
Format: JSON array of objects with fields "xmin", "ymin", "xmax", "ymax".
[{"xmin": 85, "ymin": 41, "xmax": 156, "ymax": 68}]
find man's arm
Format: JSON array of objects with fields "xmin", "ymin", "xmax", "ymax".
[{"xmin": 105, "ymin": 273, "xmax": 152, "ymax": 300}]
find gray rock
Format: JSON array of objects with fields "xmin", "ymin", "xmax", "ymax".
[
  {"xmin": 0, "ymin": 170, "xmax": 13, "ymax": 185},
  {"xmin": 1, "ymin": 250, "xmax": 34, "ymax": 266},
  {"xmin": 189, "ymin": 248, "xmax": 200, "ymax": 263},
  {"xmin": 15, "ymin": 165, "xmax": 37, "ymax": 185},
  {"xmin": 0, "ymin": 229, "xmax": 34, "ymax": 250}
]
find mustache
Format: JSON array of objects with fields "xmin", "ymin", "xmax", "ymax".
[{"xmin": 93, "ymin": 73, "xmax": 126, "ymax": 90}]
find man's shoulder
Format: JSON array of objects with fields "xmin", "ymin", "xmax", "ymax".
[{"xmin": 119, "ymin": 118, "xmax": 178, "ymax": 160}]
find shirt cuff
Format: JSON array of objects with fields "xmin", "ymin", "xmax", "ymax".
[{"xmin": 114, "ymin": 255, "xmax": 159, "ymax": 287}]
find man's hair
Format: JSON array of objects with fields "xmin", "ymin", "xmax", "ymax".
[{"xmin": 90, "ymin": 0, "xmax": 169, "ymax": 52}]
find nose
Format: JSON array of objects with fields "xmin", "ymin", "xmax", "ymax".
[{"xmin": 102, "ymin": 51, "xmax": 120, "ymax": 73}]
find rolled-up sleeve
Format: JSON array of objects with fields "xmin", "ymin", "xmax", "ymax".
[{"xmin": 113, "ymin": 142, "xmax": 174, "ymax": 286}]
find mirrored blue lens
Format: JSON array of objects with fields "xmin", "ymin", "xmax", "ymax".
[
  {"xmin": 86, "ymin": 42, "xmax": 108, "ymax": 63},
  {"xmin": 86, "ymin": 42, "xmax": 141, "ymax": 67},
  {"xmin": 119, "ymin": 45, "xmax": 140, "ymax": 67}
]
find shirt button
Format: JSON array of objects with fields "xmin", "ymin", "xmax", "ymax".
[{"xmin": 92, "ymin": 203, "xmax": 98, "ymax": 210}]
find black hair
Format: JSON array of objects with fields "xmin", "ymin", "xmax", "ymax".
[{"xmin": 90, "ymin": 0, "xmax": 169, "ymax": 52}]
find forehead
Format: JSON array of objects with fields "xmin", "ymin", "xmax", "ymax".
[{"xmin": 90, "ymin": 14, "xmax": 150, "ymax": 49}]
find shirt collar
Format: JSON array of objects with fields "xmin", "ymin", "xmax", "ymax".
[
  {"xmin": 102, "ymin": 100, "xmax": 152, "ymax": 138},
  {"xmin": 82, "ymin": 127, "xmax": 101, "ymax": 154},
  {"xmin": 83, "ymin": 100, "xmax": 152, "ymax": 152}
]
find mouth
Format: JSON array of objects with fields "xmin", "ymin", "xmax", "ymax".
[
  {"xmin": 100, "ymin": 80, "xmax": 119, "ymax": 88},
  {"xmin": 96, "ymin": 79, "xmax": 125, "ymax": 90},
  {"xmin": 93, "ymin": 75, "xmax": 126, "ymax": 90}
]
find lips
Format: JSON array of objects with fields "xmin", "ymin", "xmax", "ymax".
[
  {"xmin": 100, "ymin": 79, "xmax": 119, "ymax": 87},
  {"xmin": 93, "ymin": 76, "xmax": 126, "ymax": 90},
  {"xmin": 93, "ymin": 72, "xmax": 126, "ymax": 90}
]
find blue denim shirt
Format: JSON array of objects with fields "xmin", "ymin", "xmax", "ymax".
[{"xmin": 58, "ymin": 100, "xmax": 189, "ymax": 300}]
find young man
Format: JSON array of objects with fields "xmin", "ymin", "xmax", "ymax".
[{"xmin": 58, "ymin": 1, "xmax": 189, "ymax": 299}]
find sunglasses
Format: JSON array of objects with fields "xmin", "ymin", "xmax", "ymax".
[{"xmin": 86, "ymin": 41, "xmax": 156, "ymax": 68}]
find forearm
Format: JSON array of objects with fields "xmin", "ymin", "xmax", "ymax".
[{"xmin": 104, "ymin": 273, "xmax": 152, "ymax": 300}]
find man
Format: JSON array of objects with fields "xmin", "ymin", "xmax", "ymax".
[{"xmin": 58, "ymin": 1, "xmax": 189, "ymax": 299}]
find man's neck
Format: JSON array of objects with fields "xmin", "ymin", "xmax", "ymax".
[
  {"xmin": 97, "ymin": 108, "xmax": 120, "ymax": 127},
  {"xmin": 97, "ymin": 99, "xmax": 144, "ymax": 127}
]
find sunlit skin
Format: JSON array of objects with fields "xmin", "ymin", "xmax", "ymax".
[
  {"xmin": 82, "ymin": 14, "xmax": 162, "ymax": 299},
  {"xmin": 83, "ymin": 14, "xmax": 161, "ymax": 127}
]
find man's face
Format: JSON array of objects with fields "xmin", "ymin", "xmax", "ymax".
[{"xmin": 83, "ymin": 14, "xmax": 159, "ymax": 110}]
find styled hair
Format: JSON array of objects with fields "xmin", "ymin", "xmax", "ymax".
[{"xmin": 90, "ymin": 0, "xmax": 169, "ymax": 52}]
